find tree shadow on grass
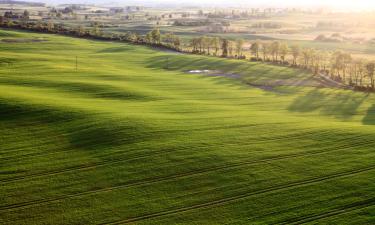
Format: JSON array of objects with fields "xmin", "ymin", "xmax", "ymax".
[
  {"xmin": 288, "ymin": 89, "xmax": 369, "ymax": 119},
  {"xmin": 97, "ymin": 46, "xmax": 136, "ymax": 53},
  {"xmin": 145, "ymin": 55, "xmax": 254, "ymax": 74},
  {"xmin": 0, "ymin": 100, "xmax": 151, "ymax": 151},
  {"xmin": 0, "ymin": 78, "xmax": 155, "ymax": 101},
  {"xmin": 145, "ymin": 55, "xmax": 321, "ymax": 97},
  {"xmin": 362, "ymin": 105, "xmax": 375, "ymax": 125},
  {"xmin": 146, "ymin": 55, "xmax": 310, "ymax": 84}
]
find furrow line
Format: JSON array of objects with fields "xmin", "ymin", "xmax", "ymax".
[
  {"xmin": 1, "ymin": 162, "xmax": 374, "ymax": 217},
  {"xmin": 281, "ymin": 197, "xmax": 375, "ymax": 225},
  {"xmin": 102, "ymin": 166, "xmax": 375, "ymax": 224},
  {"xmin": 1, "ymin": 140, "xmax": 371, "ymax": 184}
]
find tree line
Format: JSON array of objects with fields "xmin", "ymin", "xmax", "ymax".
[{"xmin": 0, "ymin": 17, "xmax": 374, "ymax": 91}]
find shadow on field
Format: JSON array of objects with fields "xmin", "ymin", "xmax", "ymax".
[
  {"xmin": 145, "ymin": 55, "xmax": 252, "ymax": 74},
  {"xmin": 97, "ymin": 46, "xmax": 135, "ymax": 53},
  {"xmin": 0, "ymin": 78, "xmax": 153, "ymax": 101},
  {"xmin": 362, "ymin": 105, "xmax": 375, "ymax": 125},
  {"xmin": 0, "ymin": 100, "xmax": 150, "ymax": 151},
  {"xmin": 146, "ymin": 55, "xmax": 313, "ymax": 96},
  {"xmin": 66, "ymin": 120, "xmax": 148, "ymax": 150},
  {"xmin": 288, "ymin": 89, "xmax": 368, "ymax": 119}
]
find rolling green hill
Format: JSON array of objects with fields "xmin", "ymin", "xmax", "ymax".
[{"xmin": 0, "ymin": 29, "xmax": 374, "ymax": 225}]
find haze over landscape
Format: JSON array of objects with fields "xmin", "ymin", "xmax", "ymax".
[{"xmin": 19, "ymin": 0, "xmax": 375, "ymax": 10}]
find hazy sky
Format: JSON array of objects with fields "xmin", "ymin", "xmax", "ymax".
[
  {"xmin": 32, "ymin": 0, "xmax": 375, "ymax": 10},
  {"xmin": 154, "ymin": 0, "xmax": 375, "ymax": 9}
]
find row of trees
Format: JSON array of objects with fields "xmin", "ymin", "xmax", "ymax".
[
  {"xmin": 1, "ymin": 17, "xmax": 374, "ymax": 91},
  {"xmin": 189, "ymin": 37, "xmax": 375, "ymax": 90},
  {"xmin": 190, "ymin": 37, "xmax": 246, "ymax": 58},
  {"xmin": 248, "ymin": 41, "xmax": 375, "ymax": 89},
  {"xmin": 144, "ymin": 29, "xmax": 182, "ymax": 49},
  {"xmin": 0, "ymin": 19, "xmax": 173, "ymax": 48}
]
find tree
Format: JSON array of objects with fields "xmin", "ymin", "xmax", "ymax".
[
  {"xmin": 23, "ymin": 10, "xmax": 30, "ymax": 20},
  {"xmin": 212, "ymin": 37, "xmax": 220, "ymax": 56},
  {"xmin": 270, "ymin": 41, "xmax": 280, "ymax": 62},
  {"xmin": 190, "ymin": 38, "xmax": 199, "ymax": 52},
  {"xmin": 331, "ymin": 51, "xmax": 351, "ymax": 82},
  {"xmin": 163, "ymin": 32, "xmax": 175, "ymax": 47},
  {"xmin": 6, "ymin": 20, "xmax": 14, "ymax": 28},
  {"xmin": 76, "ymin": 26, "xmax": 85, "ymax": 36},
  {"xmin": 312, "ymin": 50, "xmax": 324, "ymax": 75},
  {"xmin": 47, "ymin": 21, "xmax": 55, "ymax": 32},
  {"xmin": 34, "ymin": 21, "xmax": 44, "ymax": 31},
  {"xmin": 279, "ymin": 43, "xmax": 289, "ymax": 63},
  {"xmin": 198, "ymin": 37, "xmax": 204, "ymax": 53},
  {"xmin": 320, "ymin": 51, "xmax": 330, "ymax": 72},
  {"xmin": 145, "ymin": 32, "xmax": 152, "ymax": 44},
  {"xmin": 173, "ymin": 36, "xmax": 181, "ymax": 50},
  {"xmin": 221, "ymin": 39, "xmax": 229, "ymax": 57},
  {"xmin": 250, "ymin": 41, "xmax": 260, "ymax": 59},
  {"xmin": 291, "ymin": 45, "xmax": 301, "ymax": 66},
  {"xmin": 308, "ymin": 48, "xmax": 316, "ymax": 71},
  {"xmin": 228, "ymin": 40, "xmax": 235, "ymax": 57},
  {"xmin": 202, "ymin": 36, "xmax": 211, "ymax": 54},
  {"xmin": 127, "ymin": 32, "xmax": 139, "ymax": 43},
  {"xmin": 366, "ymin": 62, "xmax": 375, "ymax": 89},
  {"xmin": 302, "ymin": 48, "xmax": 313, "ymax": 68},
  {"xmin": 151, "ymin": 27, "xmax": 161, "ymax": 44},
  {"xmin": 261, "ymin": 42, "xmax": 270, "ymax": 61},
  {"xmin": 235, "ymin": 39, "xmax": 244, "ymax": 58},
  {"xmin": 91, "ymin": 24, "xmax": 101, "ymax": 36},
  {"xmin": 342, "ymin": 52, "xmax": 352, "ymax": 82},
  {"xmin": 353, "ymin": 58, "xmax": 366, "ymax": 86},
  {"xmin": 331, "ymin": 51, "xmax": 342, "ymax": 77}
]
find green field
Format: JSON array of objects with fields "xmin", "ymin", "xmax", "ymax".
[{"xmin": 0, "ymin": 29, "xmax": 375, "ymax": 225}]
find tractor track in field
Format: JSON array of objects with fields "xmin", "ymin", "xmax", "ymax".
[
  {"xmin": 0, "ymin": 127, "xmax": 341, "ymax": 163},
  {"xmin": 2, "ymin": 119, "xmax": 362, "ymax": 163},
  {"xmin": 1, "ymin": 136, "xmax": 371, "ymax": 184},
  {"xmin": 100, "ymin": 166, "xmax": 375, "ymax": 225},
  {"xmin": 0, "ymin": 122, "xmax": 305, "ymax": 160},
  {"xmin": 0, "ymin": 128, "xmax": 338, "ymax": 181},
  {"xmin": 280, "ymin": 197, "xmax": 375, "ymax": 225},
  {"xmin": 0, "ymin": 122, "xmax": 326, "ymax": 160},
  {"xmin": 1, "ymin": 156, "xmax": 374, "ymax": 213}
]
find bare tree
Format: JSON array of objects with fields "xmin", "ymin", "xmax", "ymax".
[
  {"xmin": 212, "ymin": 37, "xmax": 220, "ymax": 56},
  {"xmin": 366, "ymin": 62, "xmax": 375, "ymax": 89},
  {"xmin": 221, "ymin": 39, "xmax": 229, "ymax": 57},
  {"xmin": 302, "ymin": 48, "xmax": 312, "ymax": 68},
  {"xmin": 146, "ymin": 32, "xmax": 152, "ymax": 44},
  {"xmin": 279, "ymin": 43, "xmax": 289, "ymax": 64},
  {"xmin": 228, "ymin": 40, "xmax": 235, "ymax": 57},
  {"xmin": 202, "ymin": 36, "xmax": 211, "ymax": 54},
  {"xmin": 250, "ymin": 41, "xmax": 260, "ymax": 60},
  {"xmin": 270, "ymin": 41, "xmax": 280, "ymax": 62},
  {"xmin": 151, "ymin": 27, "xmax": 161, "ymax": 44},
  {"xmin": 261, "ymin": 42, "xmax": 270, "ymax": 61},
  {"xmin": 236, "ymin": 39, "xmax": 245, "ymax": 58},
  {"xmin": 291, "ymin": 45, "xmax": 301, "ymax": 66}
]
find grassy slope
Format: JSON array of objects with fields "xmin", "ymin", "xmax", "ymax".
[{"xmin": 0, "ymin": 29, "xmax": 374, "ymax": 225}]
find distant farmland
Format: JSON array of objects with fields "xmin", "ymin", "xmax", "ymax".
[{"xmin": 0, "ymin": 29, "xmax": 374, "ymax": 224}]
